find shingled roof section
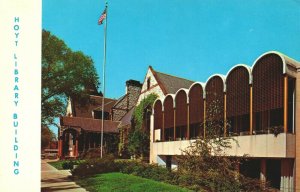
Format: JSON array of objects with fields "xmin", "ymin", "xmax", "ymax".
[
  {"xmin": 61, "ymin": 116, "xmax": 120, "ymax": 133},
  {"xmin": 154, "ymin": 70, "xmax": 195, "ymax": 94},
  {"xmin": 73, "ymin": 95, "xmax": 117, "ymax": 118},
  {"xmin": 118, "ymin": 107, "xmax": 135, "ymax": 127}
]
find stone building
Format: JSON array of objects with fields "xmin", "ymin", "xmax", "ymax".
[
  {"xmin": 150, "ymin": 51, "xmax": 300, "ymax": 191},
  {"xmin": 58, "ymin": 79, "xmax": 142, "ymax": 159}
]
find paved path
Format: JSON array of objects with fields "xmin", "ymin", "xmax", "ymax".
[{"xmin": 41, "ymin": 160, "xmax": 87, "ymax": 192}]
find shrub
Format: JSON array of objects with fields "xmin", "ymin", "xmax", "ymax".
[{"xmin": 72, "ymin": 154, "xmax": 118, "ymax": 177}]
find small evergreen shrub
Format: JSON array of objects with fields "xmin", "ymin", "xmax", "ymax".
[{"xmin": 72, "ymin": 154, "xmax": 118, "ymax": 177}]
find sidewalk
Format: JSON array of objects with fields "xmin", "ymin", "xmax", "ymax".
[{"xmin": 41, "ymin": 159, "xmax": 87, "ymax": 192}]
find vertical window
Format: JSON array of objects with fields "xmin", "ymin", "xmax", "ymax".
[{"xmin": 147, "ymin": 77, "xmax": 151, "ymax": 90}]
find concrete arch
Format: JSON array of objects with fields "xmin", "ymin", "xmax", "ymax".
[
  {"xmin": 162, "ymin": 94, "xmax": 176, "ymax": 108},
  {"xmin": 205, "ymin": 74, "xmax": 226, "ymax": 92},
  {"xmin": 252, "ymin": 51, "xmax": 287, "ymax": 74},
  {"xmin": 226, "ymin": 64, "xmax": 252, "ymax": 84},
  {"xmin": 174, "ymin": 88, "xmax": 189, "ymax": 106},
  {"xmin": 153, "ymin": 98, "xmax": 164, "ymax": 114},
  {"xmin": 188, "ymin": 82, "xmax": 206, "ymax": 99}
]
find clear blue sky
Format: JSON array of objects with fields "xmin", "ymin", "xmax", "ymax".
[{"xmin": 43, "ymin": 0, "xmax": 300, "ymax": 98}]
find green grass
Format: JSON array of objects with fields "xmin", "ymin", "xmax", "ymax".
[
  {"xmin": 76, "ymin": 172, "xmax": 191, "ymax": 192},
  {"xmin": 48, "ymin": 161, "xmax": 65, "ymax": 170},
  {"xmin": 48, "ymin": 160, "xmax": 84, "ymax": 170}
]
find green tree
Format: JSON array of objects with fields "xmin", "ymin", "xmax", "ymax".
[
  {"xmin": 177, "ymin": 100, "xmax": 266, "ymax": 191},
  {"xmin": 127, "ymin": 94, "xmax": 158, "ymax": 159},
  {"xmin": 41, "ymin": 126, "xmax": 55, "ymax": 150},
  {"xmin": 42, "ymin": 29, "xmax": 99, "ymax": 127}
]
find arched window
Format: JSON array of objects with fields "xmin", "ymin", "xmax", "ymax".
[
  {"xmin": 153, "ymin": 100, "xmax": 163, "ymax": 141},
  {"xmin": 188, "ymin": 83, "xmax": 204, "ymax": 138},
  {"xmin": 147, "ymin": 77, "xmax": 151, "ymax": 90},
  {"xmin": 226, "ymin": 66, "xmax": 250, "ymax": 135},
  {"xmin": 175, "ymin": 90, "xmax": 188, "ymax": 140},
  {"xmin": 164, "ymin": 95, "xmax": 174, "ymax": 141},
  {"xmin": 252, "ymin": 53, "xmax": 284, "ymax": 133},
  {"xmin": 205, "ymin": 76, "xmax": 225, "ymax": 136}
]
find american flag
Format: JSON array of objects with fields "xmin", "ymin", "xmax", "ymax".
[{"xmin": 98, "ymin": 8, "xmax": 107, "ymax": 25}]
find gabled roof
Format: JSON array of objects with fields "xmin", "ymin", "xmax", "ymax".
[
  {"xmin": 60, "ymin": 116, "xmax": 120, "ymax": 133},
  {"xmin": 118, "ymin": 107, "xmax": 135, "ymax": 127},
  {"xmin": 150, "ymin": 66, "xmax": 195, "ymax": 94},
  {"xmin": 73, "ymin": 95, "xmax": 117, "ymax": 118}
]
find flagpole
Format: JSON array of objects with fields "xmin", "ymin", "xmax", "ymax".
[{"xmin": 100, "ymin": 2, "xmax": 108, "ymax": 159}]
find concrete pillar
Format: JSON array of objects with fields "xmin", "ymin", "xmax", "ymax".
[
  {"xmin": 224, "ymin": 93, "xmax": 227, "ymax": 136},
  {"xmin": 187, "ymin": 103, "xmax": 190, "ymax": 140},
  {"xmin": 204, "ymin": 99, "xmax": 206, "ymax": 138},
  {"xmin": 250, "ymin": 85, "xmax": 253, "ymax": 135},
  {"xmin": 173, "ymin": 108, "xmax": 176, "ymax": 141},
  {"xmin": 150, "ymin": 114, "xmax": 154, "ymax": 143},
  {"xmin": 162, "ymin": 111, "xmax": 165, "ymax": 141},
  {"xmin": 284, "ymin": 75, "xmax": 288, "ymax": 133},
  {"xmin": 150, "ymin": 114, "xmax": 154, "ymax": 163}
]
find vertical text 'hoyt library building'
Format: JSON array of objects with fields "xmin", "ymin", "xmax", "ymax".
[{"xmin": 149, "ymin": 51, "xmax": 300, "ymax": 191}]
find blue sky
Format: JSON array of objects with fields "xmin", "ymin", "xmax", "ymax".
[{"xmin": 43, "ymin": 0, "xmax": 300, "ymax": 96}]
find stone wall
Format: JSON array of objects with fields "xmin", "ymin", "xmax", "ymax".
[
  {"xmin": 137, "ymin": 68, "xmax": 165, "ymax": 104},
  {"xmin": 112, "ymin": 80, "xmax": 142, "ymax": 121}
]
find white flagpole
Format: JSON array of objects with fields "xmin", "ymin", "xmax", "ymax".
[{"xmin": 101, "ymin": 2, "xmax": 108, "ymax": 159}]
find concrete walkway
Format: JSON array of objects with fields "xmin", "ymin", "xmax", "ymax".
[{"xmin": 41, "ymin": 159, "xmax": 88, "ymax": 192}]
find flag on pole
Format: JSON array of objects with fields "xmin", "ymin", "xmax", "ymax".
[{"xmin": 98, "ymin": 7, "xmax": 107, "ymax": 25}]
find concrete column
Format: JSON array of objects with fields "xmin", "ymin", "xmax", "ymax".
[
  {"xmin": 250, "ymin": 85, "xmax": 253, "ymax": 135},
  {"xmin": 260, "ymin": 159, "xmax": 267, "ymax": 188},
  {"xmin": 150, "ymin": 114, "xmax": 154, "ymax": 143},
  {"xmin": 187, "ymin": 103, "xmax": 190, "ymax": 140},
  {"xmin": 224, "ymin": 93, "xmax": 227, "ymax": 136},
  {"xmin": 203, "ymin": 99, "xmax": 206, "ymax": 138},
  {"xmin": 162, "ymin": 111, "xmax": 165, "ymax": 141},
  {"xmin": 150, "ymin": 114, "xmax": 154, "ymax": 163},
  {"xmin": 284, "ymin": 75, "xmax": 288, "ymax": 133},
  {"xmin": 203, "ymin": 99, "xmax": 206, "ymax": 139},
  {"xmin": 173, "ymin": 108, "xmax": 176, "ymax": 141}
]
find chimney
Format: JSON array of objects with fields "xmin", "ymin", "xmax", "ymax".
[{"xmin": 125, "ymin": 79, "xmax": 142, "ymax": 95}]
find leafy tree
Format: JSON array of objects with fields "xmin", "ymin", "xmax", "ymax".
[
  {"xmin": 127, "ymin": 94, "xmax": 158, "ymax": 158},
  {"xmin": 177, "ymin": 100, "xmax": 266, "ymax": 191},
  {"xmin": 42, "ymin": 29, "xmax": 99, "ymax": 127},
  {"xmin": 41, "ymin": 126, "xmax": 55, "ymax": 150}
]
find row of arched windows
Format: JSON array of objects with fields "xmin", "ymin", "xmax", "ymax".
[{"xmin": 153, "ymin": 52, "xmax": 296, "ymax": 142}]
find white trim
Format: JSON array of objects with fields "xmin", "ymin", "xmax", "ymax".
[
  {"xmin": 162, "ymin": 94, "xmax": 176, "ymax": 109},
  {"xmin": 252, "ymin": 51, "xmax": 286, "ymax": 74},
  {"xmin": 188, "ymin": 82, "xmax": 206, "ymax": 99},
  {"xmin": 225, "ymin": 64, "xmax": 252, "ymax": 84},
  {"xmin": 152, "ymin": 98, "xmax": 164, "ymax": 114},
  {"xmin": 205, "ymin": 74, "xmax": 226, "ymax": 92},
  {"xmin": 174, "ymin": 88, "xmax": 189, "ymax": 106}
]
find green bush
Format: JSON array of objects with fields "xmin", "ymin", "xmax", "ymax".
[
  {"xmin": 72, "ymin": 154, "xmax": 118, "ymax": 177},
  {"xmin": 116, "ymin": 161, "xmax": 175, "ymax": 184}
]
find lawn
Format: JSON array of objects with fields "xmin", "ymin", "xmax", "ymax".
[
  {"xmin": 48, "ymin": 160, "xmax": 84, "ymax": 170},
  {"xmin": 48, "ymin": 161, "xmax": 65, "ymax": 170},
  {"xmin": 76, "ymin": 172, "xmax": 191, "ymax": 192}
]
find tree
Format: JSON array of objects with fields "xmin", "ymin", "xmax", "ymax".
[
  {"xmin": 177, "ymin": 100, "xmax": 266, "ymax": 191},
  {"xmin": 42, "ymin": 30, "xmax": 99, "ymax": 127},
  {"xmin": 41, "ymin": 126, "xmax": 55, "ymax": 150},
  {"xmin": 127, "ymin": 94, "xmax": 158, "ymax": 159}
]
